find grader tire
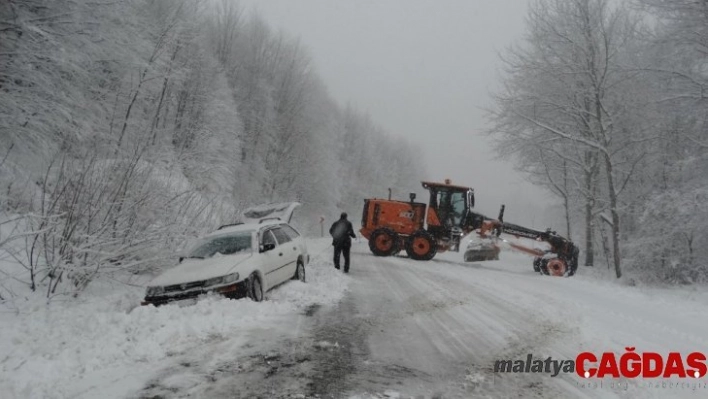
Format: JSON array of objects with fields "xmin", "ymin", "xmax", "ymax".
[
  {"xmin": 369, "ymin": 228, "xmax": 399, "ymax": 257},
  {"xmin": 406, "ymin": 230, "xmax": 437, "ymax": 261}
]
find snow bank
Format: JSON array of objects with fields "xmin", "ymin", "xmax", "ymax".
[
  {"xmin": 0, "ymin": 237, "xmax": 344, "ymax": 399},
  {"xmin": 269, "ymin": 240, "xmax": 348, "ymax": 307}
]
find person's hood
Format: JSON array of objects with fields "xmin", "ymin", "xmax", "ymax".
[
  {"xmin": 240, "ymin": 202, "xmax": 300, "ymax": 224},
  {"xmin": 148, "ymin": 253, "xmax": 252, "ymax": 287}
]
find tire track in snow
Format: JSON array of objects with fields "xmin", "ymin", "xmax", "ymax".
[{"xmin": 315, "ymin": 248, "xmax": 579, "ymax": 398}]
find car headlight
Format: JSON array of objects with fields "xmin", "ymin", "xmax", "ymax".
[
  {"xmin": 222, "ymin": 272, "xmax": 239, "ymax": 284},
  {"xmin": 146, "ymin": 286, "xmax": 165, "ymax": 297},
  {"xmin": 205, "ymin": 276, "xmax": 223, "ymax": 287},
  {"xmin": 205, "ymin": 273, "xmax": 239, "ymax": 287}
]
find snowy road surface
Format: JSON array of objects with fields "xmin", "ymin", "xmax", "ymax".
[
  {"xmin": 133, "ymin": 241, "xmax": 708, "ymax": 399},
  {"xmin": 3, "ymin": 238, "xmax": 707, "ymax": 398}
]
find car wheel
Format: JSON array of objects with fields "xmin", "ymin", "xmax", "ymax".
[
  {"xmin": 292, "ymin": 260, "xmax": 306, "ymax": 282},
  {"xmin": 248, "ymin": 273, "xmax": 264, "ymax": 302}
]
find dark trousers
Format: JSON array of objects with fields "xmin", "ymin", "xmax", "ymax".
[{"xmin": 333, "ymin": 244, "xmax": 351, "ymax": 272}]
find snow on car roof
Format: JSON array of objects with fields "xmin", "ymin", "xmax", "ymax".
[
  {"xmin": 240, "ymin": 202, "xmax": 300, "ymax": 224},
  {"xmin": 206, "ymin": 219, "xmax": 284, "ymax": 237}
]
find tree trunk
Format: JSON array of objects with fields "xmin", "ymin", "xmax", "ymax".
[
  {"xmin": 564, "ymin": 194, "xmax": 571, "ymax": 239},
  {"xmin": 562, "ymin": 159, "xmax": 572, "ymax": 238},
  {"xmin": 603, "ymin": 152, "xmax": 622, "ymax": 278},
  {"xmin": 584, "ymin": 152, "xmax": 595, "ymax": 266},
  {"xmin": 585, "ymin": 199, "xmax": 594, "ymax": 266},
  {"xmin": 150, "ymin": 77, "xmax": 169, "ymax": 146},
  {"xmin": 115, "ymin": 73, "xmax": 145, "ymax": 153}
]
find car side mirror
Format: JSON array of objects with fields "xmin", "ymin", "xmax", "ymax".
[{"xmin": 261, "ymin": 243, "xmax": 276, "ymax": 253}]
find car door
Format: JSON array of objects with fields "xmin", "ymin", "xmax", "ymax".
[
  {"xmin": 259, "ymin": 229, "xmax": 280, "ymax": 290},
  {"xmin": 270, "ymin": 226, "xmax": 297, "ymax": 284},
  {"xmin": 280, "ymin": 224, "xmax": 306, "ymax": 263}
]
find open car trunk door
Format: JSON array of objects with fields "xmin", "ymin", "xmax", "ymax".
[{"xmin": 240, "ymin": 202, "xmax": 301, "ymax": 224}]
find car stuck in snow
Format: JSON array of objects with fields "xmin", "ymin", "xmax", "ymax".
[{"xmin": 142, "ymin": 203, "xmax": 308, "ymax": 306}]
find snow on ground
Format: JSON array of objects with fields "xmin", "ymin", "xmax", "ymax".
[
  {"xmin": 299, "ymin": 243, "xmax": 708, "ymax": 399},
  {"xmin": 3, "ymin": 230, "xmax": 708, "ymax": 398},
  {"xmin": 0, "ymin": 237, "xmax": 344, "ymax": 399},
  {"xmin": 429, "ymin": 249, "xmax": 708, "ymax": 398}
]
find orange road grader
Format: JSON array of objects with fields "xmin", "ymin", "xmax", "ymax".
[{"xmin": 359, "ymin": 180, "xmax": 579, "ymax": 277}]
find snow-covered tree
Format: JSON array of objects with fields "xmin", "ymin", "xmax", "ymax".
[
  {"xmin": 0, "ymin": 0, "xmax": 425, "ymax": 296},
  {"xmin": 489, "ymin": 0, "xmax": 650, "ymax": 278}
]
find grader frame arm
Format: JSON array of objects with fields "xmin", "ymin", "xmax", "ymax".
[{"xmin": 468, "ymin": 205, "xmax": 579, "ymax": 277}]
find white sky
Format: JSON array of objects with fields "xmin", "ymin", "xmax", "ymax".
[{"xmin": 238, "ymin": 0, "xmax": 562, "ymax": 229}]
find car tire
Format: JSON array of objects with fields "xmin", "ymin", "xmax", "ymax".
[
  {"xmin": 292, "ymin": 260, "xmax": 306, "ymax": 282},
  {"xmin": 247, "ymin": 273, "xmax": 264, "ymax": 302}
]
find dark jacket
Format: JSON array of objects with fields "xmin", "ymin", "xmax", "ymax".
[{"xmin": 330, "ymin": 218, "xmax": 356, "ymax": 247}]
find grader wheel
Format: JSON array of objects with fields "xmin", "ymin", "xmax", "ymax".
[
  {"xmin": 406, "ymin": 230, "xmax": 437, "ymax": 261},
  {"xmin": 546, "ymin": 258, "xmax": 567, "ymax": 276},
  {"xmin": 369, "ymin": 228, "xmax": 399, "ymax": 257}
]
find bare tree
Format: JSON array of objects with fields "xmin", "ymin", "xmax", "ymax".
[{"xmin": 489, "ymin": 0, "xmax": 650, "ymax": 278}]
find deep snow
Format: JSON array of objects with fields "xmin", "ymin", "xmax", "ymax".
[
  {"xmin": 2, "ymin": 236, "xmax": 708, "ymax": 398},
  {"xmin": 0, "ymin": 238, "xmax": 345, "ymax": 399}
]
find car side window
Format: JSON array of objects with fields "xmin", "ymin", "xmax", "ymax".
[
  {"xmin": 280, "ymin": 224, "xmax": 300, "ymax": 240},
  {"xmin": 271, "ymin": 227, "xmax": 291, "ymax": 245},
  {"xmin": 261, "ymin": 229, "xmax": 276, "ymax": 247}
]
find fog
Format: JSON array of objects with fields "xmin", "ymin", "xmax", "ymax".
[{"xmin": 239, "ymin": 0, "xmax": 562, "ymax": 229}]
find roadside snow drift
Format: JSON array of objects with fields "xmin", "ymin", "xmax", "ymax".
[{"xmin": 0, "ymin": 238, "xmax": 344, "ymax": 399}]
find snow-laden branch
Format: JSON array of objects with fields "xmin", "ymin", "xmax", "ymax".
[{"xmin": 511, "ymin": 109, "xmax": 609, "ymax": 155}]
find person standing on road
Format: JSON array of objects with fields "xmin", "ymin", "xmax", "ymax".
[{"xmin": 329, "ymin": 212, "xmax": 356, "ymax": 273}]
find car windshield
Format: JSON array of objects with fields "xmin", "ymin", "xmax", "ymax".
[{"xmin": 188, "ymin": 231, "xmax": 252, "ymax": 259}]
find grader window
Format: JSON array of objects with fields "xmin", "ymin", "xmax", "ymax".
[
  {"xmin": 435, "ymin": 189, "xmax": 466, "ymax": 228},
  {"xmin": 449, "ymin": 191, "xmax": 466, "ymax": 227}
]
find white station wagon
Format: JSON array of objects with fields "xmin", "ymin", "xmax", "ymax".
[{"xmin": 142, "ymin": 203, "xmax": 308, "ymax": 306}]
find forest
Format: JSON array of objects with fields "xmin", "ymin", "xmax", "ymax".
[
  {"xmin": 0, "ymin": 0, "xmax": 424, "ymax": 297},
  {"xmin": 489, "ymin": 0, "xmax": 708, "ymax": 284}
]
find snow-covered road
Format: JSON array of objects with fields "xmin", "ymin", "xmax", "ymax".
[
  {"xmin": 135, "ymin": 242, "xmax": 708, "ymax": 398},
  {"xmin": 333, "ymin": 247, "xmax": 708, "ymax": 398},
  {"xmin": 4, "ymin": 238, "xmax": 708, "ymax": 399}
]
